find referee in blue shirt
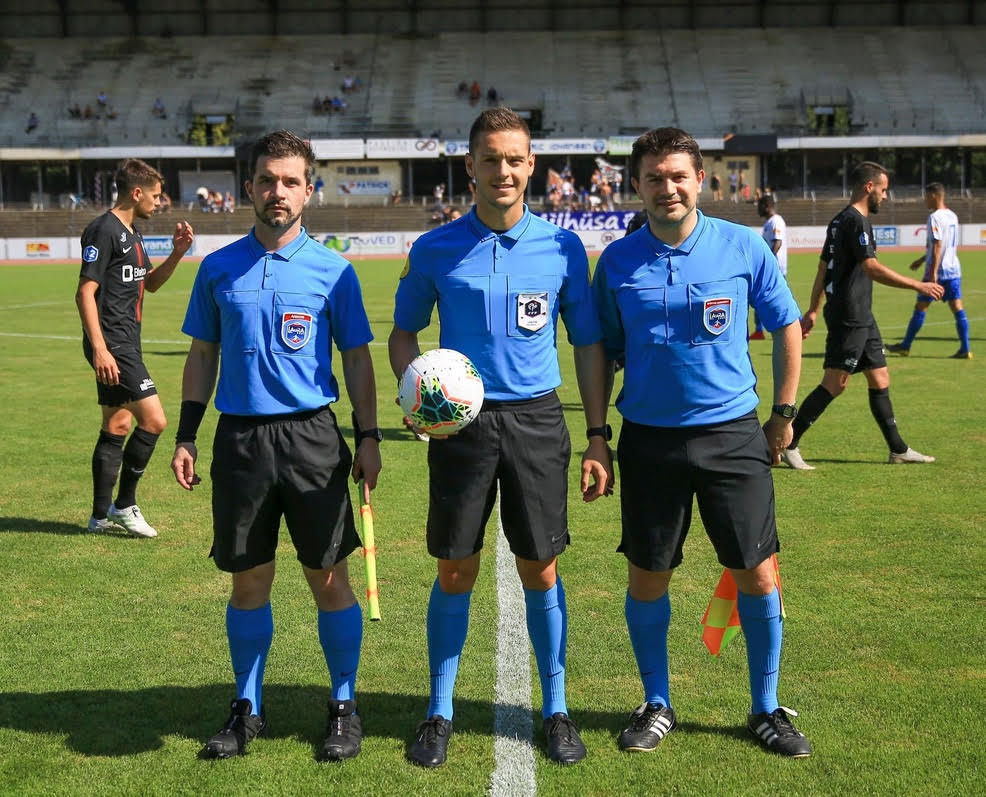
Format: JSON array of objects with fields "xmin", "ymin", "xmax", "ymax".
[
  {"xmin": 171, "ymin": 131, "xmax": 381, "ymax": 762},
  {"xmin": 592, "ymin": 128, "xmax": 813, "ymax": 758},
  {"xmin": 390, "ymin": 108, "xmax": 612, "ymax": 767}
]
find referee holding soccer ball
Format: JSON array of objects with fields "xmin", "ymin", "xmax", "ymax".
[
  {"xmin": 171, "ymin": 131, "xmax": 380, "ymax": 763},
  {"xmin": 389, "ymin": 107, "xmax": 611, "ymax": 767}
]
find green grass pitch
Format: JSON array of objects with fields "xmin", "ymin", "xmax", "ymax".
[{"xmin": 0, "ymin": 248, "xmax": 983, "ymax": 795}]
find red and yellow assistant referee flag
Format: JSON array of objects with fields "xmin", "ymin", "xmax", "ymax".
[{"xmin": 701, "ymin": 553, "xmax": 784, "ymax": 656}]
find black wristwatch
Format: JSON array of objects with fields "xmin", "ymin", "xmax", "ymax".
[
  {"xmin": 586, "ymin": 424, "xmax": 613, "ymax": 441},
  {"xmin": 358, "ymin": 427, "xmax": 384, "ymax": 443},
  {"xmin": 771, "ymin": 403, "xmax": 798, "ymax": 419}
]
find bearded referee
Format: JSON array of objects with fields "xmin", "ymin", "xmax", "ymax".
[{"xmin": 76, "ymin": 158, "xmax": 194, "ymax": 537}]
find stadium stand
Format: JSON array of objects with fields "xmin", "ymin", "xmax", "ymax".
[{"xmin": 2, "ymin": 27, "xmax": 985, "ymax": 148}]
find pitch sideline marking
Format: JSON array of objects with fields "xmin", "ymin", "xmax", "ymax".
[{"xmin": 489, "ymin": 499, "xmax": 536, "ymax": 797}]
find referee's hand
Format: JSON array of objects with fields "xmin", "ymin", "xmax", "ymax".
[{"xmin": 171, "ymin": 442, "xmax": 201, "ymax": 490}]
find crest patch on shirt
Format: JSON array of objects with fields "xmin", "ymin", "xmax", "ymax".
[
  {"xmin": 859, "ymin": 232, "xmax": 869, "ymax": 246},
  {"xmin": 517, "ymin": 292, "xmax": 549, "ymax": 332},
  {"xmin": 83, "ymin": 245, "xmax": 99, "ymax": 262},
  {"xmin": 703, "ymin": 297, "xmax": 732, "ymax": 335},
  {"xmin": 281, "ymin": 312, "xmax": 313, "ymax": 350}
]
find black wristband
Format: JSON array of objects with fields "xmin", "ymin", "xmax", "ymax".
[{"xmin": 176, "ymin": 400, "xmax": 206, "ymax": 444}]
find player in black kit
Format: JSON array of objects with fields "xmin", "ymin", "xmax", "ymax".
[
  {"xmin": 75, "ymin": 158, "xmax": 194, "ymax": 536},
  {"xmin": 780, "ymin": 161, "xmax": 943, "ymax": 470}
]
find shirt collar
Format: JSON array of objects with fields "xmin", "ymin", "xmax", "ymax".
[
  {"xmin": 467, "ymin": 204, "xmax": 532, "ymax": 241},
  {"xmin": 644, "ymin": 209, "xmax": 707, "ymax": 256},
  {"xmin": 247, "ymin": 226, "xmax": 311, "ymax": 260}
]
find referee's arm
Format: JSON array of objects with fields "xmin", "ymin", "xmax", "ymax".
[{"xmin": 171, "ymin": 338, "xmax": 218, "ymax": 490}]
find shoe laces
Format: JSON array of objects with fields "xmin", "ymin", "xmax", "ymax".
[
  {"xmin": 546, "ymin": 714, "xmax": 579, "ymax": 742},
  {"xmin": 417, "ymin": 717, "xmax": 448, "ymax": 744},
  {"xmin": 328, "ymin": 714, "xmax": 352, "ymax": 737},
  {"xmin": 627, "ymin": 703, "xmax": 661, "ymax": 731},
  {"xmin": 770, "ymin": 706, "xmax": 801, "ymax": 737}
]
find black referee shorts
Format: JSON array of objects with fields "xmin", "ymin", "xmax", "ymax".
[
  {"xmin": 84, "ymin": 341, "xmax": 157, "ymax": 406},
  {"xmin": 616, "ymin": 412, "xmax": 779, "ymax": 572},
  {"xmin": 209, "ymin": 405, "xmax": 360, "ymax": 573},
  {"xmin": 426, "ymin": 391, "xmax": 571, "ymax": 562},
  {"xmin": 823, "ymin": 318, "xmax": 887, "ymax": 373}
]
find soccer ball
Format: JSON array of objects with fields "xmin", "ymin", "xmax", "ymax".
[{"xmin": 398, "ymin": 349, "xmax": 485, "ymax": 434}]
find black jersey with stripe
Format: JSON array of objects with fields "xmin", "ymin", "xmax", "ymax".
[
  {"xmin": 79, "ymin": 211, "xmax": 151, "ymax": 349},
  {"xmin": 820, "ymin": 205, "xmax": 876, "ymax": 328}
]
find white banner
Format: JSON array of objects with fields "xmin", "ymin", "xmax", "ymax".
[
  {"xmin": 963, "ymin": 224, "xmax": 986, "ymax": 247},
  {"xmin": 443, "ymin": 140, "xmax": 470, "ymax": 156},
  {"xmin": 786, "ymin": 226, "xmax": 827, "ymax": 251},
  {"xmin": 312, "ymin": 231, "xmax": 405, "ymax": 257},
  {"xmin": 531, "ymin": 138, "xmax": 607, "ymax": 155},
  {"xmin": 6, "ymin": 237, "xmax": 70, "ymax": 259},
  {"xmin": 365, "ymin": 138, "xmax": 440, "ymax": 159},
  {"xmin": 311, "ymin": 138, "xmax": 365, "ymax": 160},
  {"xmin": 336, "ymin": 179, "xmax": 392, "ymax": 196}
]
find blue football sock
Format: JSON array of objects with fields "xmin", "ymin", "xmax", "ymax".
[
  {"xmin": 954, "ymin": 309, "xmax": 970, "ymax": 352},
  {"xmin": 737, "ymin": 589, "xmax": 782, "ymax": 715},
  {"xmin": 624, "ymin": 591, "xmax": 671, "ymax": 709},
  {"xmin": 524, "ymin": 579, "xmax": 569, "ymax": 719},
  {"xmin": 902, "ymin": 309, "xmax": 925, "ymax": 348},
  {"xmin": 226, "ymin": 603, "xmax": 274, "ymax": 716},
  {"xmin": 318, "ymin": 603, "xmax": 363, "ymax": 702},
  {"xmin": 426, "ymin": 580, "xmax": 471, "ymax": 720}
]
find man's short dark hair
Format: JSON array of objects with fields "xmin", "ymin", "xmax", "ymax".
[
  {"xmin": 468, "ymin": 107, "xmax": 531, "ymax": 154},
  {"xmin": 114, "ymin": 158, "xmax": 163, "ymax": 198},
  {"xmin": 849, "ymin": 161, "xmax": 889, "ymax": 191},
  {"xmin": 926, "ymin": 181, "xmax": 946, "ymax": 198},
  {"xmin": 630, "ymin": 127, "xmax": 703, "ymax": 181},
  {"xmin": 249, "ymin": 130, "xmax": 317, "ymax": 185}
]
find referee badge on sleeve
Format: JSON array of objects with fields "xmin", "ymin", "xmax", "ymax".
[
  {"xmin": 517, "ymin": 292, "xmax": 549, "ymax": 332},
  {"xmin": 703, "ymin": 297, "xmax": 732, "ymax": 335},
  {"xmin": 281, "ymin": 312, "xmax": 313, "ymax": 350}
]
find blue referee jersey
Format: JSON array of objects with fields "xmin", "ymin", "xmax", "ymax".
[
  {"xmin": 592, "ymin": 210, "xmax": 800, "ymax": 427},
  {"xmin": 182, "ymin": 228, "xmax": 373, "ymax": 415},
  {"xmin": 394, "ymin": 205, "xmax": 602, "ymax": 401}
]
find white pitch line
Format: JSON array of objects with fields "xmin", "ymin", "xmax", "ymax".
[{"xmin": 489, "ymin": 499, "xmax": 536, "ymax": 797}]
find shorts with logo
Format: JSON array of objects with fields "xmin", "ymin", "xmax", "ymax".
[
  {"xmin": 210, "ymin": 404, "xmax": 360, "ymax": 572},
  {"xmin": 84, "ymin": 339, "xmax": 157, "ymax": 406},
  {"xmin": 918, "ymin": 277, "xmax": 961, "ymax": 303},
  {"xmin": 426, "ymin": 391, "xmax": 571, "ymax": 562},
  {"xmin": 616, "ymin": 412, "xmax": 779, "ymax": 571},
  {"xmin": 822, "ymin": 317, "xmax": 886, "ymax": 373}
]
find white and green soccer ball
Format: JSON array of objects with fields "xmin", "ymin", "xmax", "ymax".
[{"xmin": 398, "ymin": 348, "xmax": 485, "ymax": 434}]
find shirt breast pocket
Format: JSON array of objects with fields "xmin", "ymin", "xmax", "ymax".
[
  {"xmin": 507, "ymin": 275, "xmax": 559, "ymax": 338},
  {"xmin": 616, "ymin": 284, "xmax": 667, "ymax": 345},
  {"xmin": 271, "ymin": 293, "xmax": 325, "ymax": 357},
  {"xmin": 436, "ymin": 274, "xmax": 491, "ymax": 336},
  {"xmin": 688, "ymin": 280, "xmax": 739, "ymax": 345},
  {"xmin": 218, "ymin": 290, "xmax": 259, "ymax": 353}
]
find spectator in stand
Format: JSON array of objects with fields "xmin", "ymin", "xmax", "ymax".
[
  {"xmin": 68, "ymin": 103, "xmax": 82, "ymax": 119},
  {"xmin": 25, "ymin": 112, "xmax": 39, "ymax": 133},
  {"xmin": 487, "ymin": 87, "xmax": 498, "ymax": 105},
  {"xmin": 729, "ymin": 170, "xmax": 739, "ymax": 202},
  {"xmin": 97, "ymin": 91, "xmax": 108, "ymax": 109},
  {"xmin": 600, "ymin": 179, "xmax": 615, "ymax": 211},
  {"xmin": 390, "ymin": 189, "xmax": 403, "ymax": 206},
  {"xmin": 457, "ymin": 81, "xmax": 468, "ymax": 99},
  {"xmin": 469, "ymin": 81, "xmax": 481, "ymax": 105},
  {"xmin": 710, "ymin": 172, "xmax": 722, "ymax": 200},
  {"xmin": 223, "ymin": 191, "xmax": 235, "ymax": 213},
  {"xmin": 738, "ymin": 170, "xmax": 748, "ymax": 201},
  {"xmin": 84, "ymin": 105, "xmax": 94, "ymax": 120},
  {"xmin": 315, "ymin": 175, "xmax": 325, "ymax": 207},
  {"xmin": 152, "ymin": 98, "xmax": 167, "ymax": 119},
  {"xmin": 158, "ymin": 192, "xmax": 172, "ymax": 213},
  {"xmin": 433, "ymin": 182, "xmax": 446, "ymax": 210}
]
